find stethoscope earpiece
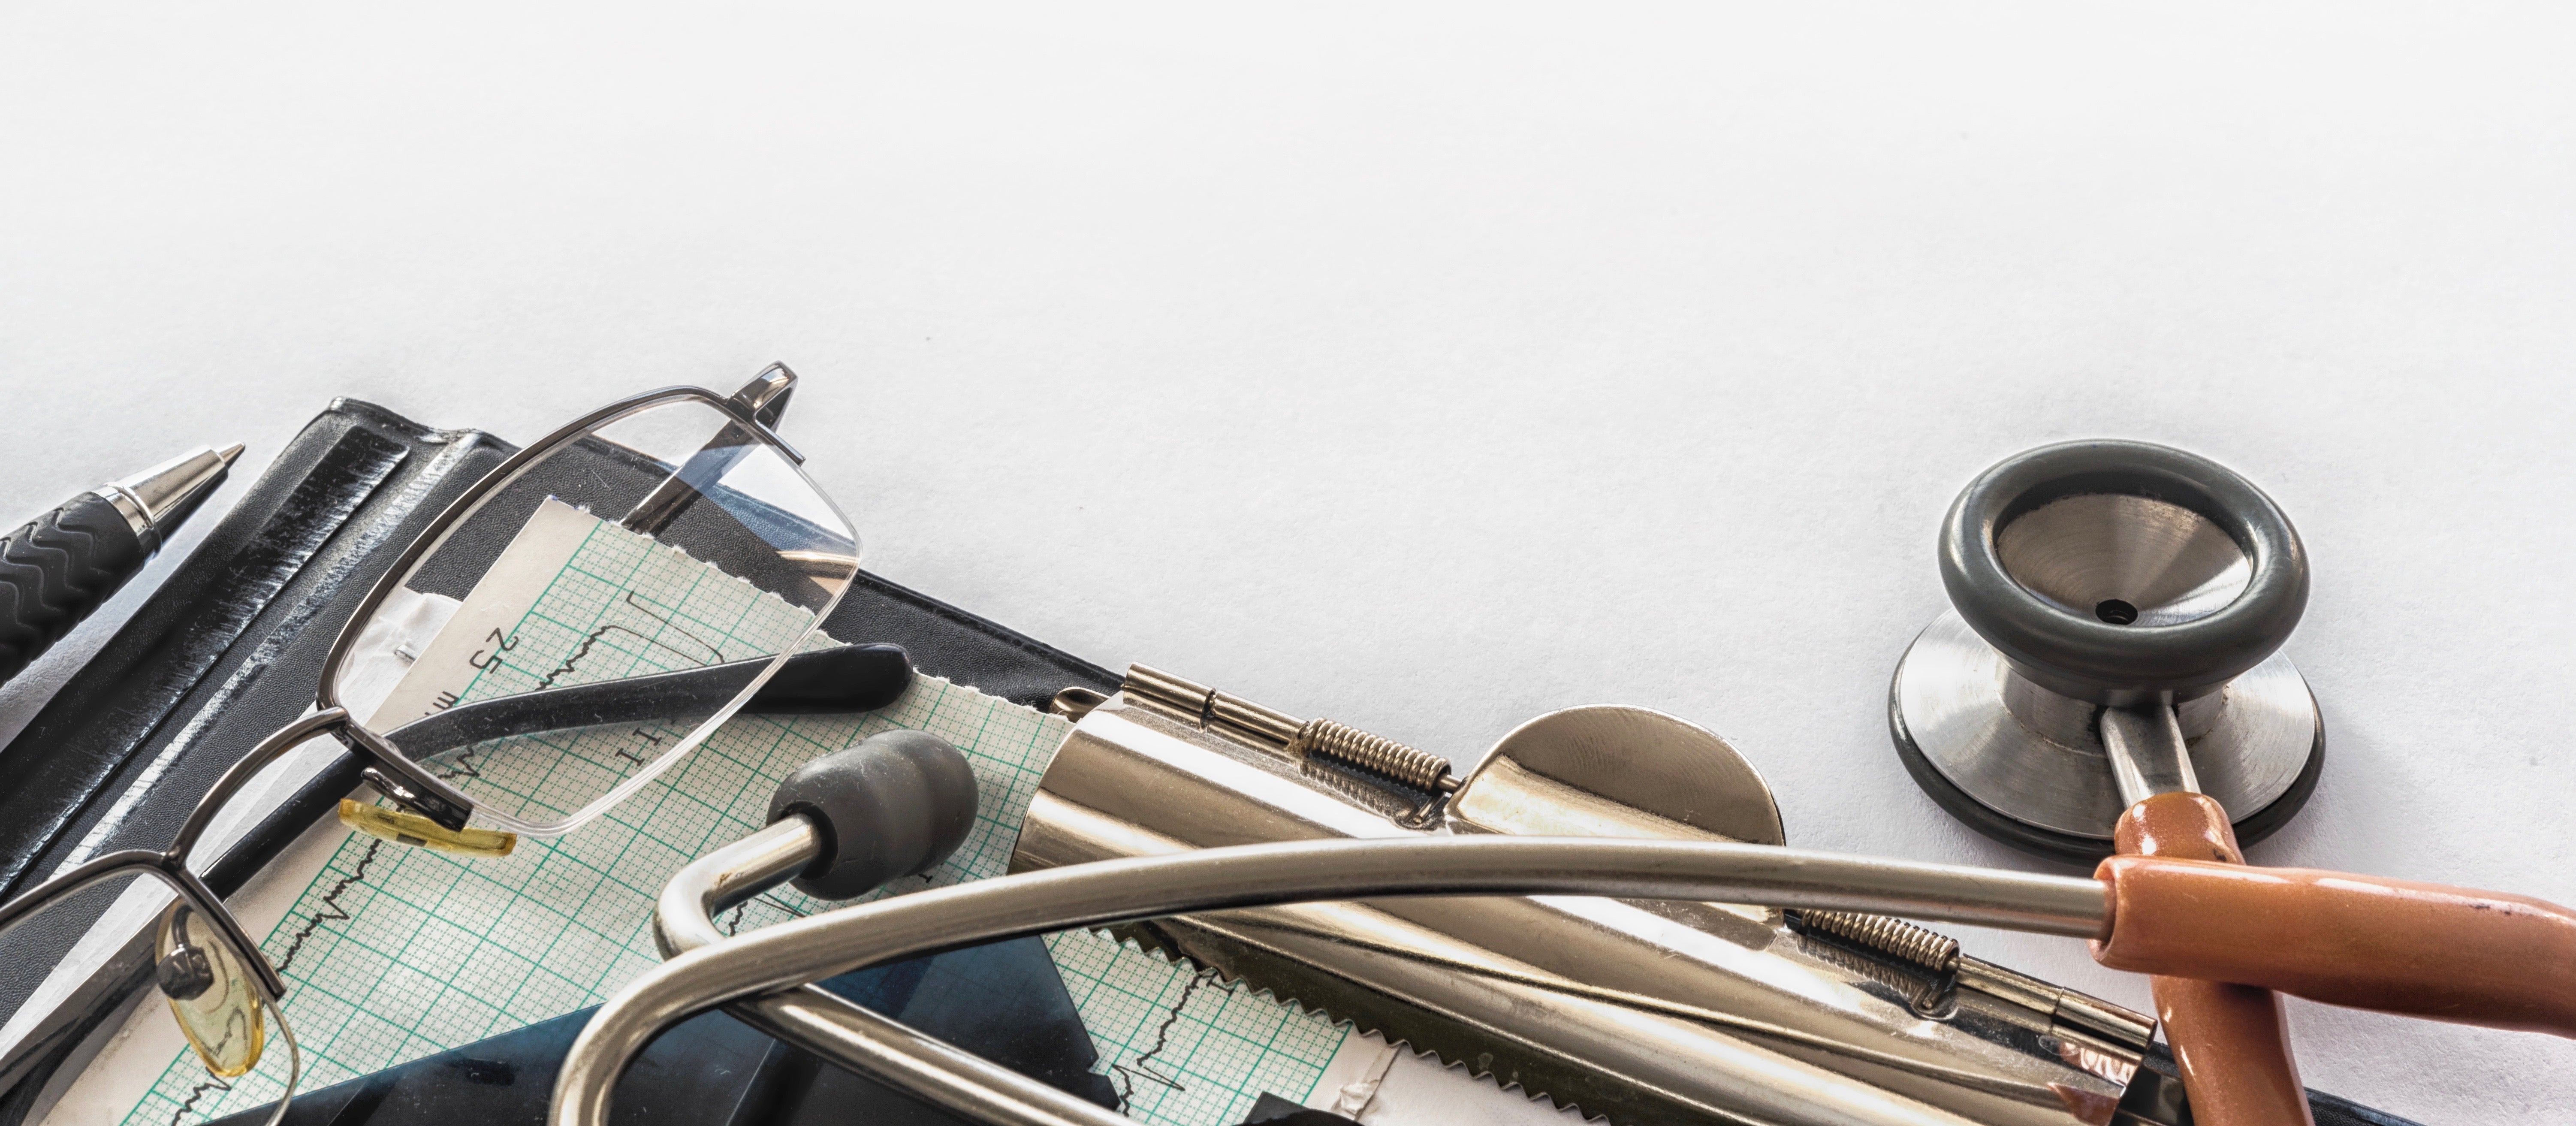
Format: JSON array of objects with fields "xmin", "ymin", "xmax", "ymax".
[{"xmin": 1891, "ymin": 439, "xmax": 2326, "ymax": 863}]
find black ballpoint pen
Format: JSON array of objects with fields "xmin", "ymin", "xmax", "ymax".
[{"xmin": 0, "ymin": 444, "xmax": 244, "ymax": 684}]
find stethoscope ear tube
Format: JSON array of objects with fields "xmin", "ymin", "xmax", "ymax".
[
  {"xmin": 559, "ymin": 831, "xmax": 2576, "ymax": 1126},
  {"xmin": 551, "ymin": 838, "xmax": 2112, "ymax": 1126}
]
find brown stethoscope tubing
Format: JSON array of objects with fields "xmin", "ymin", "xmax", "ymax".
[
  {"xmin": 2097, "ymin": 851, "xmax": 2576, "ymax": 1035},
  {"xmin": 2112, "ymin": 792, "xmax": 2311, "ymax": 1126},
  {"xmin": 2097, "ymin": 837, "xmax": 2576, "ymax": 1126}
]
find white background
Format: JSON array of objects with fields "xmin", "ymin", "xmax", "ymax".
[{"xmin": 5, "ymin": 4, "xmax": 2574, "ymax": 1121}]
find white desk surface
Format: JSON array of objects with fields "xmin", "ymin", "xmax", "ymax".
[{"xmin": 5, "ymin": 4, "xmax": 2573, "ymax": 1121}]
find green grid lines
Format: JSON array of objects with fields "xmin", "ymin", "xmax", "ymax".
[
  {"xmin": 124, "ymin": 672, "xmax": 1083, "ymax": 1126},
  {"xmin": 121, "ymin": 516, "xmax": 1352, "ymax": 1126},
  {"xmin": 423, "ymin": 519, "xmax": 818, "ymax": 825},
  {"xmin": 1047, "ymin": 930, "xmax": 1348, "ymax": 1126}
]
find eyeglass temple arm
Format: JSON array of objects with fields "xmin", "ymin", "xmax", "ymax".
[
  {"xmin": 731, "ymin": 363, "xmax": 795, "ymax": 432},
  {"xmin": 621, "ymin": 364, "xmax": 805, "ymax": 536},
  {"xmin": 374, "ymin": 643, "xmax": 911, "ymax": 764},
  {"xmin": 350, "ymin": 643, "xmax": 908, "ymax": 832},
  {"xmin": 0, "ymin": 642, "xmax": 910, "ymax": 1004}
]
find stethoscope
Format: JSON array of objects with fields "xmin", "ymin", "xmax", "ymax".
[{"xmin": 551, "ymin": 440, "xmax": 2576, "ymax": 1126}]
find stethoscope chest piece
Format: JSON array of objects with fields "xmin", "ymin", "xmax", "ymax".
[{"xmin": 1889, "ymin": 439, "xmax": 2326, "ymax": 863}]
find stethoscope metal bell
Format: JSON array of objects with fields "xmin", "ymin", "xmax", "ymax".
[{"xmin": 1889, "ymin": 439, "xmax": 2325, "ymax": 863}]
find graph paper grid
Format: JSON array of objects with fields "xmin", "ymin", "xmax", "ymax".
[
  {"xmin": 122, "ymin": 510, "xmax": 1351, "ymax": 1126},
  {"xmin": 1045, "ymin": 931, "xmax": 1351, "ymax": 1125}
]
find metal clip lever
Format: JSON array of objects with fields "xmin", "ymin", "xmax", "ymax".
[
  {"xmin": 1017, "ymin": 676, "xmax": 2155, "ymax": 1126},
  {"xmin": 1120, "ymin": 664, "xmax": 1460, "ymax": 794}
]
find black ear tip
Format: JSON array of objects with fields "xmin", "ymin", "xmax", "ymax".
[
  {"xmin": 765, "ymin": 728, "xmax": 978, "ymax": 900},
  {"xmin": 839, "ymin": 643, "xmax": 917, "ymax": 710},
  {"xmin": 750, "ymin": 643, "xmax": 914, "ymax": 715}
]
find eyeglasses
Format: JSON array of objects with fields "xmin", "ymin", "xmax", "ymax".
[{"xmin": 0, "ymin": 368, "xmax": 863, "ymax": 1125}]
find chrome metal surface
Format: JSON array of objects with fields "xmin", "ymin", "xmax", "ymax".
[
  {"xmin": 1289, "ymin": 718, "xmax": 1453, "ymax": 793},
  {"xmin": 1124, "ymin": 664, "xmax": 1458, "ymax": 794},
  {"xmin": 730, "ymin": 362, "xmax": 798, "ymax": 426},
  {"xmin": 2099, "ymin": 705, "xmax": 2196, "ymax": 807},
  {"xmin": 1952, "ymin": 958, "xmax": 2154, "ymax": 1057},
  {"xmin": 1453, "ymin": 704, "xmax": 1784, "ymax": 845},
  {"xmin": 1213, "ymin": 694, "xmax": 1304, "ymax": 750},
  {"xmin": 999, "ymin": 694, "xmax": 2133, "ymax": 1126},
  {"xmin": 729, "ymin": 1000, "xmax": 1126, "ymax": 1126},
  {"xmin": 1122, "ymin": 664, "xmax": 1215, "ymax": 721},
  {"xmin": 560, "ymin": 832, "xmax": 2114, "ymax": 1126},
  {"xmin": 1786, "ymin": 910, "xmax": 1958, "ymax": 975},
  {"xmin": 653, "ymin": 818, "xmax": 819, "ymax": 958},
  {"xmin": 722, "ymin": 362, "xmax": 805, "ymax": 465},
  {"xmin": 655, "ymin": 817, "xmax": 1129, "ymax": 1126},
  {"xmin": 1780, "ymin": 907, "xmax": 2108, "ymax": 1033},
  {"xmin": 1995, "ymin": 494, "xmax": 2251, "ymax": 628},
  {"xmin": 1047, "ymin": 686, "xmax": 1107, "ymax": 721},
  {"xmin": 97, "ymin": 443, "xmax": 242, "ymax": 549},
  {"xmin": 1894, "ymin": 610, "xmax": 2318, "ymax": 839}
]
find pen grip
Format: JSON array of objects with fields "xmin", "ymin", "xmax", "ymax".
[{"xmin": 0, "ymin": 493, "xmax": 146, "ymax": 682}]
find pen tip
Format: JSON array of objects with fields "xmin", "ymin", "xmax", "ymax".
[{"xmin": 217, "ymin": 443, "xmax": 245, "ymax": 467}]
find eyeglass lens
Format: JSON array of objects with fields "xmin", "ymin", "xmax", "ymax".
[{"xmin": 330, "ymin": 396, "xmax": 860, "ymax": 838}]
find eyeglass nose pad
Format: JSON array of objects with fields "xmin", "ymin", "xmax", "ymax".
[
  {"xmin": 156, "ymin": 939, "xmax": 215, "ymax": 1001},
  {"xmin": 155, "ymin": 901, "xmax": 270, "ymax": 1078},
  {"xmin": 1890, "ymin": 440, "xmax": 2329, "ymax": 864}
]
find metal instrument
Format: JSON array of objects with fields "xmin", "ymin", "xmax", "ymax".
[
  {"xmin": 658, "ymin": 797, "xmax": 1137, "ymax": 1126},
  {"xmin": 624, "ymin": 667, "xmax": 2164, "ymax": 1126},
  {"xmin": 1888, "ymin": 439, "xmax": 2326, "ymax": 1122},
  {"xmin": 646, "ymin": 727, "xmax": 1143, "ymax": 1126},
  {"xmin": 539, "ymin": 435, "xmax": 2576, "ymax": 1126},
  {"xmin": 581, "ymin": 833, "xmax": 2124, "ymax": 1126},
  {"xmin": 1015, "ymin": 668, "xmax": 2160, "ymax": 1126},
  {"xmin": 575, "ymin": 666, "xmax": 2576, "ymax": 1126},
  {"xmin": 1889, "ymin": 440, "xmax": 2323, "ymax": 864}
]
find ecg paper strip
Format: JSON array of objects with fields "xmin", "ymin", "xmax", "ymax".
[
  {"xmin": 375, "ymin": 498, "xmax": 825, "ymax": 823},
  {"xmin": 1045, "ymin": 933, "xmax": 1349, "ymax": 1125},
  {"xmin": 122, "ymin": 508, "xmax": 1353, "ymax": 1126}
]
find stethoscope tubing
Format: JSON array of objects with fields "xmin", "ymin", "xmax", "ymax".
[{"xmin": 550, "ymin": 835, "xmax": 2108, "ymax": 1126}]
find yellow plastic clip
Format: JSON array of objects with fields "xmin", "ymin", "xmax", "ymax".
[{"xmin": 337, "ymin": 799, "xmax": 518, "ymax": 857}]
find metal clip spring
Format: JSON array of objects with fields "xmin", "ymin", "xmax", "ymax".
[
  {"xmin": 1291, "ymin": 718, "xmax": 1457, "ymax": 794},
  {"xmin": 1785, "ymin": 909, "xmax": 1961, "ymax": 974},
  {"xmin": 1121, "ymin": 664, "xmax": 1460, "ymax": 794}
]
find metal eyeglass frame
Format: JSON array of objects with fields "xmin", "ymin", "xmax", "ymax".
[{"xmin": 0, "ymin": 364, "xmax": 840, "ymax": 1023}]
